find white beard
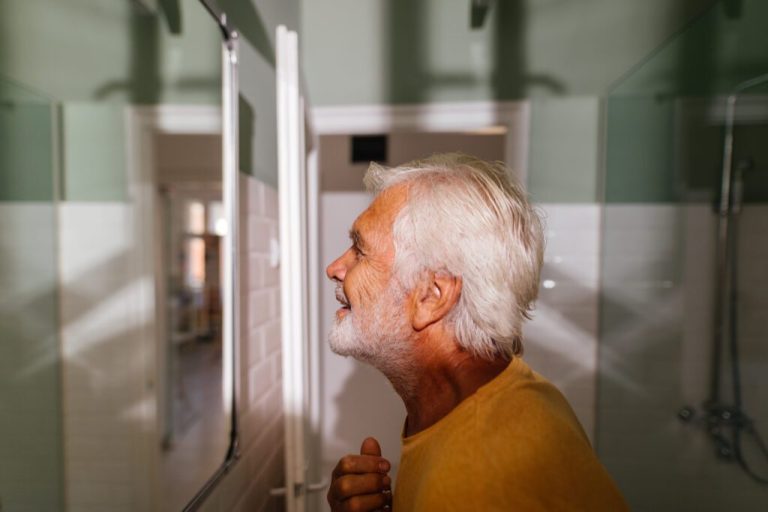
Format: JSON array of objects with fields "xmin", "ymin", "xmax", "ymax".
[{"xmin": 329, "ymin": 278, "xmax": 413, "ymax": 376}]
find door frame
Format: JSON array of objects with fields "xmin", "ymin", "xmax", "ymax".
[
  {"xmin": 310, "ymin": 100, "xmax": 531, "ymax": 185},
  {"xmin": 305, "ymin": 99, "xmax": 529, "ymax": 510}
]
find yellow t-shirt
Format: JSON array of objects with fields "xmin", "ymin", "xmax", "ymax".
[{"xmin": 393, "ymin": 357, "xmax": 628, "ymax": 511}]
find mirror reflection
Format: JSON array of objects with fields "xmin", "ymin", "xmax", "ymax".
[
  {"xmin": 0, "ymin": 2, "xmax": 241, "ymax": 510},
  {"xmin": 154, "ymin": 134, "xmax": 229, "ymax": 510}
]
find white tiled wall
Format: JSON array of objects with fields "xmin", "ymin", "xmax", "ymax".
[
  {"xmin": 198, "ymin": 175, "xmax": 284, "ymax": 512},
  {"xmin": 0, "ymin": 203, "xmax": 62, "ymax": 512},
  {"xmin": 597, "ymin": 204, "xmax": 768, "ymax": 512},
  {"xmin": 523, "ymin": 204, "xmax": 601, "ymax": 442},
  {"xmin": 58, "ymin": 203, "xmax": 150, "ymax": 512},
  {"xmin": 56, "ymin": 174, "xmax": 286, "ymax": 512}
]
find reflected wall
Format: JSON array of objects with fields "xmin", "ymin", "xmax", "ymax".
[
  {"xmin": 0, "ymin": 1, "xmax": 223, "ymax": 510},
  {"xmin": 0, "ymin": 1, "xmax": 299, "ymax": 510}
]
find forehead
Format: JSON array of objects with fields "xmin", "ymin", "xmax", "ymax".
[{"xmin": 353, "ymin": 184, "xmax": 408, "ymax": 245}]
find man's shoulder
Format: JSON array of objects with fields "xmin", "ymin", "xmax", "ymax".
[
  {"xmin": 480, "ymin": 359, "xmax": 579, "ymax": 415},
  {"xmin": 474, "ymin": 363, "xmax": 592, "ymax": 449},
  {"xmin": 398, "ymin": 360, "xmax": 629, "ymax": 511}
]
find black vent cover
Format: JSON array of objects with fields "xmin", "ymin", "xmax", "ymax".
[{"xmin": 351, "ymin": 134, "xmax": 388, "ymax": 164}]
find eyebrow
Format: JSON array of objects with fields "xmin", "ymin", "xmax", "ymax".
[{"xmin": 349, "ymin": 228, "xmax": 367, "ymax": 251}]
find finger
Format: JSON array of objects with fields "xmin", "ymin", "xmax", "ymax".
[
  {"xmin": 360, "ymin": 437, "xmax": 381, "ymax": 457},
  {"xmin": 333, "ymin": 454, "xmax": 390, "ymax": 478},
  {"xmin": 340, "ymin": 492, "xmax": 390, "ymax": 512},
  {"xmin": 330, "ymin": 473, "xmax": 391, "ymax": 502}
]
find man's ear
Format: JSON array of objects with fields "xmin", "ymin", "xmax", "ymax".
[{"xmin": 411, "ymin": 272, "xmax": 462, "ymax": 331}]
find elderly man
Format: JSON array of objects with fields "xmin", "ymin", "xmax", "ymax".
[{"xmin": 325, "ymin": 154, "xmax": 627, "ymax": 511}]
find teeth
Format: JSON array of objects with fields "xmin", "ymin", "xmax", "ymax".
[{"xmin": 335, "ymin": 287, "xmax": 350, "ymax": 308}]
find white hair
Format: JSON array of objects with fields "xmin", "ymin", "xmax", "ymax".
[{"xmin": 363, "ymin": 153, "xmax": 544, "ymax": 360}]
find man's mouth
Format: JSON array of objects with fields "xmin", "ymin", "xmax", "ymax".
[{"xmin": 335, "ymin": 287, "xmax": 351, "ymax": 312}]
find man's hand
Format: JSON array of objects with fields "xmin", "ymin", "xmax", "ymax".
[{"xmin": 328, "ymin": 437, "xmax": 392, "ymax": 512}]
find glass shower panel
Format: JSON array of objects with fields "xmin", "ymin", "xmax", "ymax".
[
  {"xmin": 0, "ymin": 78, "xmax": 62, "ymax": 511},
  {"xmin": 598, "ymin": 1, "xmax": 768, "ymax": 510}
]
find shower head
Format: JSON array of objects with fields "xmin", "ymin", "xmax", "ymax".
[{"xmin": 470, "ymin": 0, "xmax": 492, "ymax": 29}]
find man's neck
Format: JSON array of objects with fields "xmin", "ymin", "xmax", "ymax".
[{"xmin": 389, "ymin": 341, "xmax": 510, "ymax": 437}]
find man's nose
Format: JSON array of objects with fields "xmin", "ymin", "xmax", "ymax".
[{"xmin": 326, "ymin": 251, "xmax": 349, "ymax": 282}]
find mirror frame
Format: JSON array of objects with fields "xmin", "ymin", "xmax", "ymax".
[{"xmin": 183, "ymin": 2, "xmax": 241, "ymax": 510}]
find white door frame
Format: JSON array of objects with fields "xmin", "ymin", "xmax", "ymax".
[
  {"xmin": 310, "ymin": 100, "xmax": 531, "ymax": 185},
  {"xmin": 125, "ymin": 105, "xmax": 223, "ymax": 511}
]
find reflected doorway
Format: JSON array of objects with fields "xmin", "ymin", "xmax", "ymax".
[{"xmin": 152, "ymin": 133, "xmax": 229, "ymax": 511}]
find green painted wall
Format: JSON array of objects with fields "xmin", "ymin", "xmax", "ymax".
[
  {"xmin": 0, "ymin": 0, "xmax": 221, "ymax": 105},
  {"xmin": 0, "ymin": 97, "xmax": 130, "ymax": 203},
  {"xmin": 219, "ymin": 0, "xmax": 301, "ymax": 186},
  {"xmin": 612, "ymin": 0, "xmax": 768, "ymax": 97},
  {"xmin": 528, "ymin": 97, "xmax": 601, "ymax": 203},
  {"xmin": 0, "ymin": 0, "xmax": 222, "ymax": 202},
  {"xmin": 235, "ymin": 0, "xmax": 297, "ymax": 188},
  {"xmin": 0, "ymin": 100, "xmax": 55, "ymax": 201},
  {"xmin": 61, "ymin": 104, "xmax": 127, "ymax": 201},
  {"xmin": 0, "ymin": 0, "xmax": 302, "ymax": 197},
  {"xmin": 300, "ymin": 0, "xmax": 715, "ymax": 105},
  {"xmin": 605, "ymin": 96, "xmax": 678, "ymax": 203},
  {"xmin": 300, "ymin": 0, "xmax": 718, "ymax": 202}
]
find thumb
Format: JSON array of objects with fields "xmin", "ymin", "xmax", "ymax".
[{"xmin": 360, "ymin": 437, "xmax": 382, "ymax": 457}]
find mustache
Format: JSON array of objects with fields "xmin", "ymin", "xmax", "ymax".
[{"xmin": 335, "ymin": 286, "xmax": 350, "ymax": 307}]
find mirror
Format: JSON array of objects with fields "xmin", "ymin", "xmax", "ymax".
[
  {"xmin": 153, "ymin": 134, "xmax": 231, "ymax": 510},
  {"xmin": 0, "ymin": 2, "xmax": 240, "ymax": 510}
]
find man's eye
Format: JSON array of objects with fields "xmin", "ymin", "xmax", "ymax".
[{"xmin": 352, "ymin": 245, "xmax": 364, "ymax": 257}]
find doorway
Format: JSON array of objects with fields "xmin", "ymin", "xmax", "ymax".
[
  {"xmin": 314, "ymin": 125, "xmax": 520, "ymax": 511},
  {"xmin": 151, "ymin": 133, "xmax": 230, "ymax": 511}
]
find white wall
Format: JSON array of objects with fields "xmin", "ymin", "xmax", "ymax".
[
  {"xmin": 0, "ymin": 203, "xmax": 62, "ymax": 512},
  {"xmin": 58, "ymin": 203, "xmax": 152, "ymax": 512},
  {"xmin": 523, "ymin": 204, "xmax": 601, "ymax": 441},
  {"xmin": 55, "ymin": 176, "xmax": 286, "ymax": 512}
]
